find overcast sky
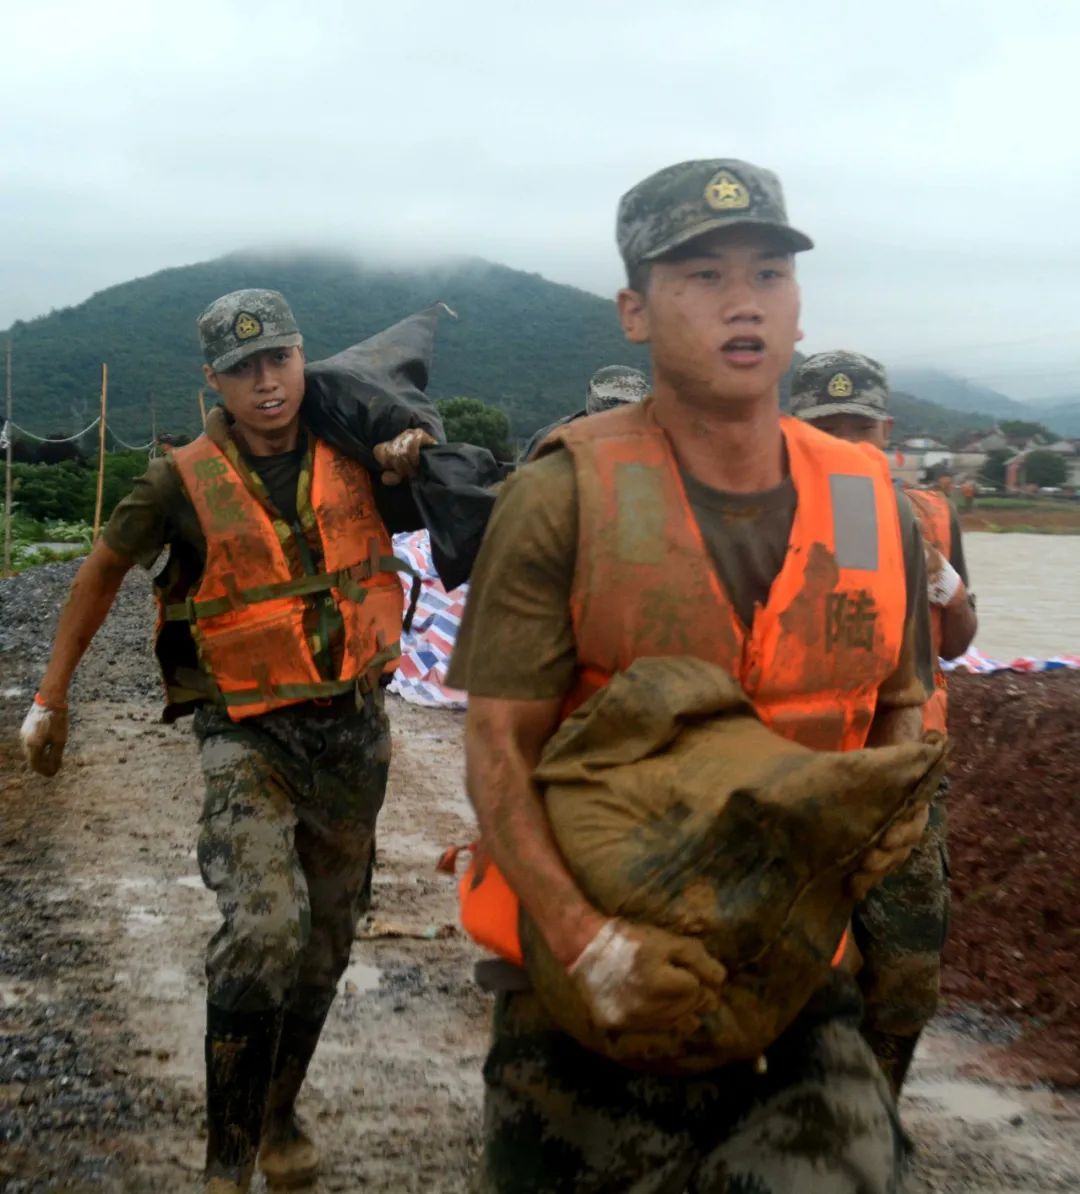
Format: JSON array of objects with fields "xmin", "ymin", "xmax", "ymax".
[{"xmin": 4, "ymin": 0, "xmax": 1080, "ymax": 398}]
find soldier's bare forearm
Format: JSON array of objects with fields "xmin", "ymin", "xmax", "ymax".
[
  {"xmin": 939, "ymin": 592, "xmax": 977, "ymax": 661},
  {"xmin": 865, "ymin": 704, "xmax": 923, "ymax": 749},
  {"xmin": 464, "ymin": 695, "xmax": 605, "ymax": 968},
  {"xmin": 38, "ymin": 540, "xmax": 134, "ymax": 706}
]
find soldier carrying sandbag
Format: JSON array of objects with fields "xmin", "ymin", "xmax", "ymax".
[
  {"xmin": 792, "ymin": 350, "xmax": 978, "ymax": 1094},
  {"xmin": 447, "ymin": 159, "xmax": 941, "ymax": 1192}
]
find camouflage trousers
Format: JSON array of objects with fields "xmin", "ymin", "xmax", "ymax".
[
  {"xmin": 476, "ymin": 975, "xmax": 903, "ymax": 1193},
  {"xmin": 853, "ymin": 784, "xmax": 950, "ymax": 1042},
  {"xmin": 193, "ymin": 691, "xmax": 391, "ymax": 1014}
]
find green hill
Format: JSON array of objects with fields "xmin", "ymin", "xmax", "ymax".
[
  {"xmin": 3, "ymin": 252, "xmax": 650, "ymax": 441},
  {"xmin": 886, "ymin": 390, "xmax": 995, "ymax": 442},
  {"xmin": 4, "ymin": 250, "xmax": 1045, "ymax": 448}
]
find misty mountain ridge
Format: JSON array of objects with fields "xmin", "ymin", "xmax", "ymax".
[
  {"xmin": 2, "ymin": 250, "xmax": 1071, "ymax": 444},
  {"xmin": 1022, "ymin": 394, "xmax": 1080, "ymax": 438},
  {"xmin": 3, "ymin": 250, "xmax": 650, "ymax": 441},
  {"xmin": 888, "ymin": 368, "xmax": 1031, "ymax": 419}
]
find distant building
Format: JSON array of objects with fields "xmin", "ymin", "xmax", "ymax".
[
  {"xmin": 1005, "ymin": 453, "xmax": 1026, "ymax": 492},
  {"xmin": 962, "ymin": 428, "xmax": 1009, "ymax": 453}
]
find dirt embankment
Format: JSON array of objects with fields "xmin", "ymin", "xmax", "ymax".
[
  {"xmin": 944, "ymin": 672, "xmax": 1080, "ymax": 1085},
  {"xmin": 2, "ymin": 561, "xmax": 1080, "ymax": 1192}
]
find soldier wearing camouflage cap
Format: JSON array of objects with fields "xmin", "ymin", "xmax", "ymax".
[
  {"xmin": 585, "ymin": 362, "xmax": 650, "ymax": 413},
  {"xmin": 520, "ymin": 364, "xmax": 649, "ymax": 462},
  {"xmin": 21, "ymin": 287, "xmax": 444, "ymax": 1193},
  {"xmin": 790, "ymin": 349, "xmax": 891, "ymax": 425},
  {"xmin": 197, "ymin": 288, "xmax": 305, "ymax": 372},
  {"xmin": 793, "ymin": 349, "xmax": 977, "ymax": 1098},
  {"xmin": 449, "ymin": 160, "xmax": 938, "ymax": 1192}
]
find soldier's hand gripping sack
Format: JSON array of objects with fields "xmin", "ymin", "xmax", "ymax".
[{"xmin": 520, "ymin": 657, "xmax": 946, "ymax": 1074}]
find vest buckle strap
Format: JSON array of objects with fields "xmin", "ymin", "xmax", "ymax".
[
  {"xmin": 223, "ymin": 574, "xmax": 248, "ymax": 612},
  {"xmin": 252, "ymin": 661, "xmax": 275, "ymax": 702}
]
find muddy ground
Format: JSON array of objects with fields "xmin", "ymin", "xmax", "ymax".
[
  {"xmin": 2, "ymin": 562, "xmax": 1079, "ymax": 1193},
  {"xmin": 944, "ymin": 672, "xmax": 1080, "ymax": 1088},
  {"xmin": 958, "ymin": 505, "xmax": 1080, "ymax": 534}
]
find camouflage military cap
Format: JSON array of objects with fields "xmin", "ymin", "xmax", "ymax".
[
  {"xmin": 617, "ymin": 159, "xmax": 813, "ymax": 271},
  {"xmin": 585, "ymin": 365, "xmax": 650, "ymax": 415},
  {"xmin": 197, "ymin": 288, "xmax": 303, "ymax": 373},
  {"xmin": 790, "ymin": 351, "xmax": 890, "ymax": 422}
]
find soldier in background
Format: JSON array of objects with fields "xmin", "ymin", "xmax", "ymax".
[
  {"xmin": 792, "ymin": 350, "xmax": 978, "ymax": 1095},
  {"xmin": 20, "ymin": 290, "xmax": 439, "ymax": 1193},
  {"xmin": 519, "ymin": 364, "xmax": 649, "ymax": 461}
]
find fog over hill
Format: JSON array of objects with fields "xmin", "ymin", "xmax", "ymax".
[{"xmin": 2, "ymin": 251, "xmax": 1071, "ymax": 445}]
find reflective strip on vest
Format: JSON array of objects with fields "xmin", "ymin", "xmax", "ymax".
[
  {"xmin": 830, "ymin": 475, "xmax": 879, "ymax": 571},
  {"xmin": 165, "ymin": 434, "xmax": 404, "ymax": 721}
]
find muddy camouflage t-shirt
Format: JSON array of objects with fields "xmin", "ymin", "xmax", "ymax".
[{"xmin": 447, "ymin": 448, "xmax": 934, "ymax": 709}]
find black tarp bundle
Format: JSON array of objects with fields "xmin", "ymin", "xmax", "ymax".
[{"xmin": 302, "ymin": 305, "xmax": 503, "ymax": 590}]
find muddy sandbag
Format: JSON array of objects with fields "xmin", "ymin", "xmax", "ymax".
[{"xmin": 520, "ymin": 656, "xmax": 946, "ymax": 1074}]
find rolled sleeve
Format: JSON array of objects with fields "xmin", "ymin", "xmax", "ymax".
[{"xmin": 446, "ymin": 452, "xmax": 578, "ymax": 699}]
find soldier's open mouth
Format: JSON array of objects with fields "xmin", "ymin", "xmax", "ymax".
[
  {"xmin": 256, "ymin": 399, "xmax": 286, "ymax": 411},
  {"xmin": 721, "ymin": 336, "xmax": 765, "ymax": 367}
]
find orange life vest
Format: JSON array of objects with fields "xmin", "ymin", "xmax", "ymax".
[
  {"xmin": 459, "ymin": 403, "xmax": 906, "ymax": 966},
  {"xmin": 903, "ymin": 486, "xmax": 953, "ymax": 734},
  {"xmin": 162, "ymin": 432, "xmax": 406, "ymax": 721}
]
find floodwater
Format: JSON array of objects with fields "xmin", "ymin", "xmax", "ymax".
[{"xmin": 963, "ymin": 532, "xmax": 1080, "ymax": 660}]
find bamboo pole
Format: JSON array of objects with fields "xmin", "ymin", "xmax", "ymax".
[
  {"xmin": 92, "ymin": 363, "xmax": 108, "ymax": 542},
  {"xmin": 3, "ymin": 338, "xmax": 12, "ymax": 577},
  {"xmin": 198, "ymin": 388, "xmax": 207, "ymax": 429}
]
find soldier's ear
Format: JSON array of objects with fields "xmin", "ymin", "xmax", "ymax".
[
  {"xmin": 202, "ymin": 363, "xmax": 222, "ymax": 394},
  {"xmin": 618, "ymin": 288, "xmax": 650, "ymax": 345}
]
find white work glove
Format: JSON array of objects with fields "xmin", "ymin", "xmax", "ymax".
[
  {"xmin": 568, "ymin": 918, "xmax": 727, "ymax": 1032},
  {"xmin": 372, "ymin": 428, "xmax": 438, "ymax": 487},
  {"xmin": 20, "ymin": 695, "xmax": 70, "ymax": 777},
  {"xmin": 925, "ymin": 545, "xmax": 963, "ymax": 608}
]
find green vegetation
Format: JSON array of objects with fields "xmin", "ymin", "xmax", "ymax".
[
  {"xmin": 1023, "ymin": 449, "xmax": 1068, "ymax": 488},
  {"xmin": 7, "ymin": 512, "xmax": 92, "ymax": 571},
  {"xmin": 435, "ymin": 396, "xmax": 513, "ymax": 459},
  {"xmin": 998, "ymin": 419, "xmax": 1056, "ymax": 443},
  {"xmin": 974, "ymin": 496, "xmax": 1078, "ymax": 511},
  {"xmin": 979, "ymin": 448, "xmax": 1012, "ymax": 488},
  {"xmin": 9, "ymin": 451, "xmax": 150, "ymax": 524}
]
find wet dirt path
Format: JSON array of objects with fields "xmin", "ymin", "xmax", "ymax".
[
  {"xmin": 1, "ymin": 567, "xmax": 1078, "ymax": 1192},
  {"xmin": 1, "ymin": 692, "xmax": 487, "ymax": 1192}
]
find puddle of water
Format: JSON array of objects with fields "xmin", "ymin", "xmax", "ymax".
[
  {"xmin": 906, "ymin": 1077, "xmax": 1026, "ymax": 1123},
  {"xmin": 125, "ymin": 908, "xmax": 166, "ymax": 928},
  {"xmin": 143, "ymin": 964, "xmax": 191, "ymax": 1002},
  {"xmin": 965, "ymin": 532, "xmax": 1080, "ymax": 658},
  {"xmin": 0, "ymin": 979, "xmax": 36, "ymax": 1008},
  {"xmin": 115, "ymin": 876, "xmax": 157, "ymax": 894},
  {"xmin": 338, "ymin": 961, "xmax": 382, "ymax": 996}
]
